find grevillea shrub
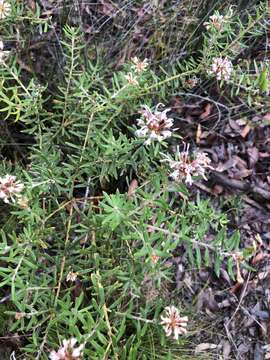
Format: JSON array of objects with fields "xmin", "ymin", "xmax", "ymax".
[{"xmin": 0, "ymin": 1, "xmax": 269, "ymax": 358}]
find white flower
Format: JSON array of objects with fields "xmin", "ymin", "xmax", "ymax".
[
  {"xmin": 209, "ymin": 57, "xmax": 233, "ymax": 81},
  {"xmin": 164, "ymin": 145, "xmax": 211, "ymax": 185},
  {"xmin": 150, "ymin": 253, "xmax": 159, "ymax": 264},
  {"xmin": 0, "ymin": 175, "xmax": 24, "ymax": 203},
  {"xmin": 135, "ymin": 104, "xmax": 174, "ymax": 145},
  {"xmin": 15, "ymin": 312, "xmax": 26, "ymax": 320},
  {"xmin": 131, "ymin": 57, "xmax": 149, "ymax": 73},
  {"xmin": 194, "ymin": 151, "xmax": 212, "ymax": 178},
  {"xmin": 0, "ymin": 39, "xmax": 10, "ymax": 64},
  {"xmin": 124, "ymin": 72, "xmax": 139, "ymax": 85},
  {"xmin": 0, "ymin": 0, "xmax": 11, "ymax": 19},
  {"xmin": 66, "ymin": 271, "xmax": 78, "ymax": 282},
  {"xmin": 49, "ymin": 338, "xmax": 84, "ymax": 360},
  {"xmin": 204, "ymin": 7, "xmax": 233, "ymax": 32},
  {"xmin": 204, "ymin": 13, "xmax": 224, "ymax": 31},
  {"xmin": 160, "ymin": 306, "xmax": 188, "ymax": 340}
]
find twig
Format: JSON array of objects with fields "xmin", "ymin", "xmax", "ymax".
[
  {"xmin": 147, "ymin": 225, "xmax": 233, "ymax": 257},
  {"xmin": 116, "ymin": 312, "xmax": 155, "ymax": 324},
  {"xmin": 212, "ymin": 171, "xmax": 250, "ymax": 191},
  {"xmin": 226, "ymin": 272, "xmax": 251, "ymax": 328},
  {"xmin": 54, "ymin": 206, "xmax": 73, "ymax": 305}
]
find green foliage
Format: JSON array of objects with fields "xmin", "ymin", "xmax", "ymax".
[{"xmin": 0, "ymin": 0, "xmax": 268, "ymax": 358}]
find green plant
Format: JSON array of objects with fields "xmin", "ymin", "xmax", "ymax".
[{"xmin": 0, "ymin": 0, "xmax": 268, "ymax": 358}]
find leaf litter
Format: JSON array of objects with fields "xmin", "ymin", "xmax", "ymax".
[{"xmin": 168, "ymin": 92, "xmax": 270, "ymax": 359}]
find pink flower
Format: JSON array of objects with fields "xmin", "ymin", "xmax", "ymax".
[
  {"xmin": 194, "ymin": 151, "xmax": 212, "ymax": 177},
  {"xmin": 164, "ymin": 145, "xmax": 211, "ymax": 185},
  {"xmin": 131, "ymin": 57, "xmax": 149, "ymax": 73},
  {"xmin": 135, "ymin": 104, "xmax": 174, "ymax": 145},
  {"xmin": 160, "ymin": 306, "xmax": 188, "ymax": 340},
  {"xmin": 204, "ymin": 7, "xmax": 234, "ymax": 31},
  {"xmin": 209, "ymin": 57, "xmax": 233, "ymax": 81},
  {"xmin": 66, "ymin": 271, "xmax": 78, "ymax": 282},
  {"xmin": 124, "ymin": 72, "xmax": 139, "ymax": 85},
  {"xmin": 204, "ymin": 14, "xmax": 224, "ymax": 31},
  {"xmin": 150, "ymin": 253, "xmax": 159, "ymax": 264},
  {"xmin": 49, "ymin": 338, "xmax": 84, "ymax": 360},
  {"xmin": 0, "ymin": 175, "xmax": 24, "ymax": 203},
  {"xmin": 0, "ymin": 0, "xmax": 11, "ymax": 19}
]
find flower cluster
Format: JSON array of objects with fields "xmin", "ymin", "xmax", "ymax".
[
  {"xmin": 150, "ymin": 253, "xmax": 159, "ymax": 264},
  {"xmin": 124, "ymin": 72, "xmax": 139, "ymax": 85},
  {"xmin": 124, "ymin": 57, "xmax": 148, "ymax": 86},
  {"xmin": 160, "ymin": 306, "xmax": 188, "ymax": 340},
  {"xmin": 204, "ymin": 7, "xmax": 233, "ymax": 32},
  {"xmin": 164, "ymin": 145, "xmax": 211, "ymax": 186},
  {"xmin": 135, "ymin": 104, "xmax": 174, "ymax": 145},
  {"xmin": 0, "ymin": 0, "xmax": 11, "ymax": 19},
  {"xmin": 204, "ymin": 13, "xmax": 224, "ymax": 31},
  {"xmin": 0, "ymin": 175, "xmax": 24, "ymax": 203},
  {"xmin": 66, "ymin": 271, "xmax": 78, "ymax": 282},
  {"xmin": 209, "ymin": 57, "xmax": 233, "ymax": 81},
  {"xmin": 131, "ymin": 57, "xmax": 149, "ymax": 73},
  {"xmin": 49, "ymin": 338, "xmax": 84, "ymax": 360}
]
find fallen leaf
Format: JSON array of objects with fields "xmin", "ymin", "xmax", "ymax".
[
  {"xmin": 196, "ymin": 124, "xmax": 202, "ymax": 144},
  {"xmin": 197, "ymin": 288, "xmax": 219, "ymax": 312},
  {"xmin": 200, "ymin": 103, "xmax": 212, "ymax": 119},
  {"xmin": 211, "ymin": 184, "xmax": 223, "ymax": 195},
  {"xmin": 228, "ymin": 118, "xmax": 241, "ymax": 132},
  {"xmin": 251, "ymin": 252, "xmax": 269, "ymax": 265},
  {"xmin": 263, "ymin": 113, "xmax": 270, "ymax": 121},
  {"xmin": 215, "ymin": 158, "xmax": 237, "ymax": 172},
  {"xmin": 222, "ymin": 341, "xmax": 231, "ymax": 360},
  {"xmin": 229, "ymin": 282, "xmax": 242, "ymax": 294},
  {"xmin": 253, "ymin": 342, "xmax": 264, "ymax": 360},
  {"xmin": 127, "ymin": 179, "xmax": 138, "ymax": 198},
  {"xmin": 250, "ymin": 310, "xmax": 270, "ymax": 320},
  {"xmin": 241, "ymin": 124, "xmax": 251, "ymax": 138},
  {"xmin": 232, "ymin": 169, "xmax": 253, "ymax": 179},
  {"xmin": 247, "ymin": 147, "xmax": 259, "ymax": 168},
  {"xmin": 195, "ymin": 343, "xmax": 217, "ymax": 354},
  {"xmin": 27, "ymin": 0, "xmax": 36, "ymax": 12}
]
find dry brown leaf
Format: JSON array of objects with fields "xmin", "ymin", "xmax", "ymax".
[
  {"xmin": 211, "ymin": 184, "xmax": 223, "ymax": 195},
  {"xmin": 259, "ymin": 152, "xmax": 270, "ymax": 158},
  {"xmin": 247, "ymin": 147, "xmax": 259, "ymax": 168},
  {"xmin": 251, "ymin": 252, "xmax": 269, "ymax": 265},
  {"xmin": 200, "ymin": 103, "xmax": 212, "ymax": 119},
  {"xmin": 241, "ymin": 124, "xmax": 251, "ymax": 138},
  {"xmin": 215, "ymin": 158, "xmax": 237, "ymax": 172},
  {"xmin": 228, "ymin": 119, "xmax": 241, "ymax": 132},
  {"xmin": 98, "ymin": 0, "xmax": 117, "ymax": 16},
  {"xmin": 127, "ymin": 179, "xmax": 138, "ymax": 198},
  {"xmin": 222, "ymin": 341, "xmax": 231, "ymax": 360},
  {"xmin": 232, "ymin": 155, "xmax": 248, "ymax": 170},
  {"xmin": 27, "ymin": 0, "xmax": 36, "ymax": 12},
  {"xmin": 196, "ymin": 123, "xmax": 202, "ymax": 144},
  {"xmin": 229, "ymin": 281, "xmax": 242, "ymax": 294},
  {"xmin": 195, "ymin": 343, "xmax": 217, "ymax": 354},
  {"xmin": 197, "ymin": 288, "xmax": 219, "ymax": 312},
  {"xmin": 232, "ymin": 169, "xmax": 253, "ymax": 179},
  {"xmin": 263, "ymin": 113, "xmax": 270, "ymax": 121}
]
